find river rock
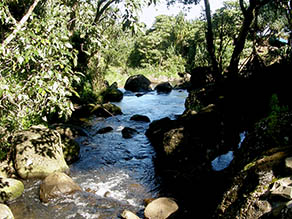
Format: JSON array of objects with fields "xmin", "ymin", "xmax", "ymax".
[
  {"xmin": 40, "ymin": 172, "xmax": 81, "ymax": 203},
  {"xmin": 285, "ymin": 157, "xmax": 292, "ymax": 171},
  {"xmin": 270, "ymin": 177, "xmax": 292, "ymax": 199},
  {"xmin": 99, "ymin": 86, "xmax": 124, "ymax": 102},
  {"xmin": 96, "ymin": 126, "xmax": 113, "ymax": 134},
  {"xmin": 121, "ymin": 210, "xmax": 140, "ymax": 219},
  {"xmin": 124, "ymin": 74, "xmax": 152, "ymax": 92},
  {"xmin": 11, "ymin": 125, "xmax": 69, "ymax": 179},
  {"xmin": 91, "ymin": 103, "xmax": 122, "ymax": 117},
  {"xmin": 144, "ymin": 197, "xmax": 178, "ymax": 219},
  {"xmin": 155, "ymin": 82, "xmax": 173, "ymax": 93},
  {"xmin": 0, "ymin": 160, "xmax": 15, "ymax": 178},
  {"xmin": 122, "ymin": 127, "xmax": 138, "ymax": 139},
  {"xmin": 162, "ymin": 127, "xmax": 184, "ymax": 155},
  {"xmin": 130, "ymin": 115, "xmax": 150, "ymax": 123},
  {"xmin": 0, "ymin": 177, "xmax": 24, "ymax": 203},
  {"xmin": 0, "ymin": 204, "xmax": 14, "ymax": 219}
]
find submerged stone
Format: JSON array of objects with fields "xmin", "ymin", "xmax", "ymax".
[
  {"xmin": 130, "ymin": 115, "xmax": 150, "ymax": 123},
  {"xmin": 96, "ymin": 126, "xmax": 114, "ymax": 134},
  {"xmin": 40, "ymin": 172, "xmax": 81, "ymax": 203},
  {"xmin": 122, "ymin": 127, "xmax": 138, "ymax": 139}
]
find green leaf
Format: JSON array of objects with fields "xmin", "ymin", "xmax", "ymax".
[
  {"xmin": 17, "ymin": 56, "xmax": 24, "ymax": 65},
  {"xmin": 65, "ymin": 42, "xmax": 73, "ymax": 49}
]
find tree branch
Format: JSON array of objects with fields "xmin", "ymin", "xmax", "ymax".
[
  {"xmin": 94, "ymin": 0, "xmax": 116, "ymax": 24},
  {"xmin": 1, "ymin": 0, "xmax": 41, "ymax": 48}
]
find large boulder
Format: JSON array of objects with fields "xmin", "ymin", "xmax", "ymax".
[
  {"xmin": 124, "ymin": 74, "xmax": 151, "ymax": 92},
  {"xmin": 40, "ymin": 172, "xmax": 81, "ymax": 203},
  {"xmin": 214, "ymin": 112, "xmax": 292, "ymax": 218},
  {"xmin": 155, "ymin": 82, "xmax": 173, "ymax": 93},
  {"xmin": 0, "ymin": 204, "xmax": 14, "ymax": 219},
  {"xmin": 0, "ymin": 177, "xmax": 24, "ymax": 203},
  {"xmin": 10, "ymin": 125, "xmax": 69, "ymax": 179},
  {"xmin": 144, "ymin": 197, "xmax": 179, "ymax": 219}
]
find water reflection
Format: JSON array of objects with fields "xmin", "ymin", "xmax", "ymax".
[{"xmin": 211, "ymin": 132, "xmax": 246, "ymax": 171}]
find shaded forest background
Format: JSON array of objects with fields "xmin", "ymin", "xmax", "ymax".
[{"xmin": 0, "ymin": 0, "xmax": 291, "ymax": 159}]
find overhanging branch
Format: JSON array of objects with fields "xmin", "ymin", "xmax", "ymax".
[{"xmin": 1, "ymin": 0, "xmax": 41, "ymax": 48}]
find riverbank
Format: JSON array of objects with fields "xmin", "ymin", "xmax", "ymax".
[{"xmin": 145, "ymin": 61, "xmax": 292, "ymax": 218}]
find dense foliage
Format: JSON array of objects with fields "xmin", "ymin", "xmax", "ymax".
[
  {"xmin": 0, "ymin": 0, "xmax": 146, "ymax": 159},
  {"xmin": 0, "ymin": 0, "xmax": 78, "ymax": 131}
]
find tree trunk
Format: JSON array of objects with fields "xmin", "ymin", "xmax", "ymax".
[
  {"xmin": 228, "ymin": 5, "xmax": 256, "ymax": 77},
  {"xmin": 228, "ymin": 0, "xmax": 271, "ymax": 78},
  {"xmin": 204, "ymin": 0, "xmax": 220, "ymax": 80}
]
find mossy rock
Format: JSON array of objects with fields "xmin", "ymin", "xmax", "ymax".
[
  {"xmin": 11, "ymin": 125, "xmax": 69, "ymax": 179},
  {"xmin": 54, "ymin": 125, "xmax": 81, "ymax": 164},
  {"xmin": 98, "ymin": 87, "xmax": 123, "ymax": 103},
  {"xmin": 0, "ymin": 204, "xmax": 14, "ymax": 219},
  {"xmin": 62, "ymin": 139, "xmax": 80, "ymax": 164},
  {"xmin": 0, "ymin": 160, "xmax": 15, "ymax": 178},
  {"xmin": 0, "ymin": 178, "xmax": 24, "ymax": 203},
  {"xmin": 91, "ymin": 103, "xmax": 122, "ymax": 117}
]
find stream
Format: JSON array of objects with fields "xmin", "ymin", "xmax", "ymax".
[{"xmin": 8, "ymin": 89, "xmax": 188, "ymax": 219}]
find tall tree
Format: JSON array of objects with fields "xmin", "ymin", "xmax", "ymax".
[
  {"xmin": 228, "ymin": 0, "xmax": 271, "ymax": 77},
  {"xmin": 70, "ymin": 0, "xmax": 156, "ymax": 73},
  {"xmin": 167, "ymin": 0, "xmax": 221, "ymax": 80},
  {"xmin": 203, "ymin": 0, "xmax": 220, "ymax": 77}
]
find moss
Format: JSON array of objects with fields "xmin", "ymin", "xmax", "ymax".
[
  {"xmin": 244, "ymin": 161, "xmax": 257, "ymax": 172},
  {"xmin": 243, "ymin": 149, "xmax": 290, "ymax": 172}
]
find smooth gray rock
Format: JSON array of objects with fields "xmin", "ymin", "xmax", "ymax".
[
  {"xmin": 144, "ymin": 197, "xmax": 178, "ymax": 219},
  {"xmin": 121, "ymin": 210, "xmax": 140, "ymax": 219},
  {"xmin": 0, "ymin": 204, "xmax": 14, "ymax": 219}
]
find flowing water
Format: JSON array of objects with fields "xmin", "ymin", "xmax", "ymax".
[{"xmin": 9, "ymin": 89, "xmax": 188, "ymax": 219}]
